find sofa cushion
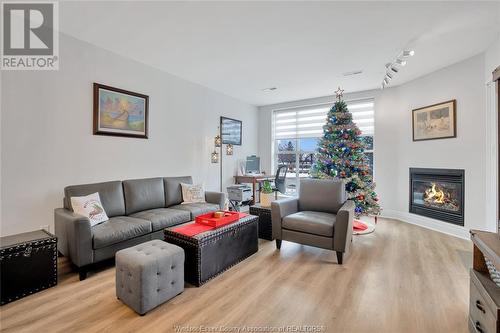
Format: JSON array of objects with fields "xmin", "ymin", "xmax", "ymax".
[
  {"xmin": 298, "ymin": 179, "xmax": 346, "ymax": 214},
  {"xmin": 282, "ymin": 211, "xmax": 336, "ymax": 237},
  {"xmin": 92, "ymin": 216, "xmax": 152, "ymax": 249},
  {"xmin": 169, "ymin": 203, "xmax": 220, "ymax": 219},
  {"xmin": 130, "ymin": 208, "xmax": 191, "ymax": 231},
  {"xmin": 180, "ymin": 183, "xmax": 205, "ymax": 204},
  {"xmin": 123, "ymin": 178, "xmax": 165, "ymax": 215},
  {"xmin": 64, "ymin": 180, "xmax": 125, "ymax": 217},
  {"xmin": 164, "ymin": 176, "xmax": 192, "ymax": 207},
  {"xmin": 70, "ymin": 192, "xmax": 109, "ymax": 227}
]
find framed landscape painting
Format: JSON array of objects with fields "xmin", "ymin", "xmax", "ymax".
[
  {"xmin": 93, "ymin": 83, "xmax": 149, "ymax": 138},
  {"xmin": 412, "ymin": 99, "xmax": 456, "ymax": 141}
]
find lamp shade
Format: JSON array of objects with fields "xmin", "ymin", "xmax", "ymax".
[
  {"xmin": 226, "ymin": 144, "xmax": 233, "ymax": 155},
  {"xmin": 214, "ymin": 127, "xmax": 221, "ymax": 147},
  {"xmin": 211, "ymin": 150, "xmax": 219, "ymax": 163}
]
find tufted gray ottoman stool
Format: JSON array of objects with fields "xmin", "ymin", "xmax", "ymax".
[{"xmin": 115, "ymin": 240, "xmax": 184, "ymax": 315}]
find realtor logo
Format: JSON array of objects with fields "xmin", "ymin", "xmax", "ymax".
[{"xmin": 1, "ymin": 1, "xmax": 59, "ymax": 70}]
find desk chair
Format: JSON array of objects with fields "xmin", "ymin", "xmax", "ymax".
[{"xmin": 272, "ymin": 165, "xmax": 288, "ymax": 199}]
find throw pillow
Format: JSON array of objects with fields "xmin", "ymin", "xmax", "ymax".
[
  {"xmin": 70, "ymin": 192, "xmax": 109, "ymax": 226},
  {"xmin": 181, "ymin": 183, "xmax": 206, "ymax": 204}
]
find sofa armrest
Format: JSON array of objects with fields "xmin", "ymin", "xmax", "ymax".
[
  {"xmin": 54, "ymin": 208, "xmax": 93, "ymax": 267},
  {"xmin": 205, "ymin": 191, "xmax": 226, "ymax": 209},
  {"xmin": 333, "ymin": 200, "xmax": 355, "ymax": 254},
  {"xmin": 271, "ymin": 198, "xmax": 299, "ymax": 240}
]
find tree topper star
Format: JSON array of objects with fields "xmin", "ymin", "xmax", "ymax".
[{"xmin": 335, "ymin": 86, "xmax": 344, "ymax": 101}]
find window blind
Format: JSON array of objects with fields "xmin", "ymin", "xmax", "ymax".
[{"xmin": 274, "ymin": 98, "xmax": 375, "ymax": 138}]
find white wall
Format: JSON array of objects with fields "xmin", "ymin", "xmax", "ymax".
[
  {"xmin": 484, "ymin": 33, "xmax": 500, "ymax": 81},
  {"xmin": 0, "ymin": 34, "xmax": 258, "ymax": 236},
  {"xmin": 258, "ymin": 53, "xmax": 493, "ymax": 238},
  {"xmin": 379, "ymin": 54, "xmax": 490, "ymax": 238}
]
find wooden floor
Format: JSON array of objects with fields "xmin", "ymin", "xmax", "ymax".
[{"xmin": 0, "ymin": 218, "xmax": 472, "ymax": 333}]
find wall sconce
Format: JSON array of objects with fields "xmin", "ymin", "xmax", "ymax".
[
  {"xmin": 226, "ymin": 144, "xmax": 233, "ymax": 155},
  {"xmin": 214, "ymin": 127, "xmax": 221, "ymax": 147},
  {"xmin": 211, "ymin": 150, "xmax": 219, "ymax": 163}
]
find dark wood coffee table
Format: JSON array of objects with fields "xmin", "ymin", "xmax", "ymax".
[{"xmin": 164, "ymin": 215, "xmax": 258, "ymax": 286}]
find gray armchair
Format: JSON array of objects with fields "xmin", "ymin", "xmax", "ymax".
[{"xmin": 271, "ymin": 178, "xmax": 354, "ymax": 264}]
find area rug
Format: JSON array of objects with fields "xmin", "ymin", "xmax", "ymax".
[{"xmin": 353, "ymin": 219, "xmax": 376, "ymax": 235}]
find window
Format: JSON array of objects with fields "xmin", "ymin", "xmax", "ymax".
[{"xmin": 273, "ymin": 98, "xmax": 375, "ymax": 193}]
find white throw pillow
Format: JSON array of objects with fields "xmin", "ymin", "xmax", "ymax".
[
  {"xmin": 181, "ymin": 183, "xmax": 206, "ymax": 204},
  {"xmin": 70, "ymin": 192, "xmax": 109, "ymax": 227}
]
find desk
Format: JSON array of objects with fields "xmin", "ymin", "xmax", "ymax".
[{"xmin": 234, "ymin": 175, "xmax": 274, "ymax": 205}]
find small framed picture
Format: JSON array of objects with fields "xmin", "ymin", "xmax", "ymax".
[
  {"xmin": 93, "ymin": 83, "xmax": 149, "ymax": 139},
  {"xmin": 412, "ymin": 100, "xmax": 456, "ymax": 141},
  {"xmin": 220, "ymin": 116, "xmax": 242, "ymax": 145}
]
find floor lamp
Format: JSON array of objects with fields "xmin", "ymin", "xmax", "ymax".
[{"xmin": 212, "ymin": 127, "xmax": 234, "ymax": 192}]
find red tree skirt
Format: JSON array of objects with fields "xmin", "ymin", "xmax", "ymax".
[{"xmin": 353, "ymin": 219, "xmax": 368, "ymax": 231}]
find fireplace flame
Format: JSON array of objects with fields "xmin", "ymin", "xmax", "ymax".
[{"xmin": 424, "ymin": 183, "xmax": 446, "ymax": 204}]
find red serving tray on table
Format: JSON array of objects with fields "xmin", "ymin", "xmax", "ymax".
[{"xmin": 195, "ymin": 211, "xmax": 242, "ymax": 228}]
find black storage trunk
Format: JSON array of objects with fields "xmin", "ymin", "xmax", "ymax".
[
  {"xmin": 164, "ymin": 215, "xmax": 258, "ymax": 286},
  {"xmin": 249, "ymin": 204, "xmax": 274, "ymax": 240},
  {"xmin": 0, "ymin": 230, "xmax": 57, "ymax": 305}
]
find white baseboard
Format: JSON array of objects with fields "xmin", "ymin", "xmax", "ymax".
[{"xmin": 381, "ymin": 209, "xmax": 470, "ymax": 240}]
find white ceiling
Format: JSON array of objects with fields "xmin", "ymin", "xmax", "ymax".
[{"xmin": 59, "ymin": 1, "xmax": 500, "ymax": 106}]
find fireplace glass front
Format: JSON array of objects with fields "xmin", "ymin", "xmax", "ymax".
[{"xmin": 409, "ymin": 168, "xmax": 464, "ymax": 226}]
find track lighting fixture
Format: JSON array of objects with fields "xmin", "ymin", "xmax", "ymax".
[{"xmin": 380, "ymin": 49, "xmax": 414, "ymax": 89}]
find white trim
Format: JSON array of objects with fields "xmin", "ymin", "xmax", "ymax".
[
  {"xmin": 485, "ymin": 80, "xmax": 499, "ymax": 231},
  {"xmin": 381, "ymin": 209, "xmax": 470, "ymax": 240}
]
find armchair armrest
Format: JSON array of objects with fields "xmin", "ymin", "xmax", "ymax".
[
  {"xmin": 205, "ymin": 191, "xmax": 226, "ymax": 209},
  {"xmin": 271, "ymin": 198, "xmax": 299, "ymax": 240},
  {"xmin": 54, "ymin": 208, "xmax": 93, "ymax": 267},
  {"xmin": 333, "ymin": 200, "xmax": 355, "ymax": 254}
]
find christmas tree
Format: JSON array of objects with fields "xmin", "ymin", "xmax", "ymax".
[{"xmin": 310, "ymin": 87, "xmax": 381, "ymax": 217}]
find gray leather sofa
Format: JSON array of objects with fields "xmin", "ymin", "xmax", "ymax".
[
  {"xmin": 54, "ymin": 176, "xmax": 225, "ymax": 280},
  {"xmin": 271, "ymin": 178, "xmax": 354, "ymax": 264}
]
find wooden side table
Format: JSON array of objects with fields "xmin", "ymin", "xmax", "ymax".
[
  {"xmin": 249, "ymin": 204, "xmax": 274, "ymax": 241},
  {"xmin": 469, "ymin": 230, "xmax": 500, "ymax": 333}
]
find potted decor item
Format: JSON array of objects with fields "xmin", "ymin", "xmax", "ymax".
[{"xmin": 260, "ymin": 180, "xmax": 274, "ymax": 207}]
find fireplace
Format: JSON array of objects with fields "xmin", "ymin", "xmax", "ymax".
[{"xmin": 409, "ymin": 168, "xmax": 464, "ymax": 226}]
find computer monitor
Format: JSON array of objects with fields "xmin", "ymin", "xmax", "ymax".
[{"xmin": 245, "ymin": 155, "xmax": 260, "ymax": 174}]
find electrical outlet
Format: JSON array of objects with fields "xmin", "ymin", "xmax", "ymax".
[{"xmin": 40, "ymin": 225, "xmax": 50, "ymax": 232}]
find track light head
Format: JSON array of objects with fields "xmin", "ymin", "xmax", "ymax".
[
  {"xmin": 383, "ymin": 77, "xmax": 390, "ymax": 85},
  {"xmin": 390, "ymin": 66, "xmax": 398, "ymax": 73},
  {"xmin": 396, "ymin": 59, "xmax": 407, "ymax": 66},
  {"xmin": 386, "ymin": 72, "xmax": 393, "ymax": 79},
  {"xmin": 402, "ymin": 50, "xmax": 415, "ymax": 57}
]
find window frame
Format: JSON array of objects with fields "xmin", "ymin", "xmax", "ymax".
[{"xmin": 272, "ymin": 98, "xmax": 375, "ymax": 193}]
